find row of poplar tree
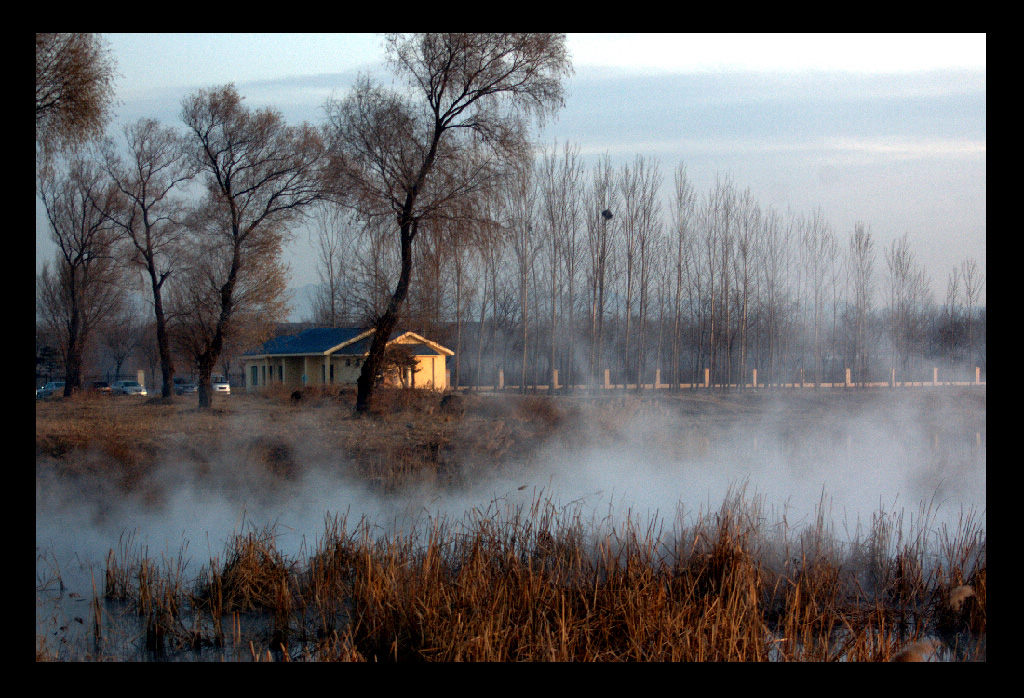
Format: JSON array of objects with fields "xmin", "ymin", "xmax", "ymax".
[{"xmin": 306, "ymin": 145, "xmax": 985, "ymax": 390}]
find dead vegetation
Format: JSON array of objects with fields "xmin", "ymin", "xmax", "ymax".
[
  {"xmin": 74, "ymin": 488, "xmax": 985, "ymax": 662},
  {"xmin": 36, "ymin": 387, "xmax": 985, "ymax": 661},
  {"xmin": 34, "ymin": 388, "xmax": 593, "ymax": 494}
]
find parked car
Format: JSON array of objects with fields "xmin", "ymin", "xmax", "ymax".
[
  {"xmin": 36, "ymin": 381, "xmax": 65, "ymax": 399},
  {"xmin": 173, "ymin": 377, "xmax": 198, "ymax": 395},
  {"xmin": 112, "ymin": 380, "xmax": 147, "ymax": 396},
  {"xmin": 89, "ymin": 380, "xmax": 113, "ymax": 394},
  {"xmin": 211, "ymin": 375, "xmax": 231, "ymax": 395}
]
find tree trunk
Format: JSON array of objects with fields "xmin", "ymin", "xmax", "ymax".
[
  {"xmin": 356, "ymin": 223, "xmax": 415, "ymax": 413},
  {"xmin": 150, "ymin": 269, "xmax": 175, "ymax": 399}
]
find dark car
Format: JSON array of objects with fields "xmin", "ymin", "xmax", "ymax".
[
  {"xmin": 35, "ymin": 381, "xmax": 65, "ymax": 399},
  {"xmin": 89, "ymin": 380, "xmax": 113, "ymax": 394},
  {"xmin": 173, "ymin": 377, "xmax": 198, "ymax": 395}
]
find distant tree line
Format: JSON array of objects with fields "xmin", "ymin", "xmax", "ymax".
[{"xmin": 306, "ymin": 148, "xmax": 985, "ymax": 390}]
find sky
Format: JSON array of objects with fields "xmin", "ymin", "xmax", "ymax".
[{"xmin": 35, "ymin": 33, "xmax": 987, "ymax": 313}]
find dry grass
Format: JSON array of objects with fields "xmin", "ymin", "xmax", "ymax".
[
  {"xmin": 35, "ymin": 389, "xmax": 569, "ymax": 493},
  {"xmin": 76, "ymin": 489, "xmax": 986, "ymax": 662}
]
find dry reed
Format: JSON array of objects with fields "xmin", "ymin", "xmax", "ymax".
[{"xmin": 76, "ymin": 490, "xmax": 986, "ymax": 662}]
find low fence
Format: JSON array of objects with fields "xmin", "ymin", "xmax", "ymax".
[{"xmin": 454, "ymin": 366, "xmax": 986, "ymax": 392}]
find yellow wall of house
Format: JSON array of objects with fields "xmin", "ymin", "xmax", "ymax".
[
  {"xmin": 411, "ymin": 355, "xmax": 447, "ymax": 390},
  {"xmin": 244, "ymin": 348, "xmax": 447, "ymax": 392},
  {"xmin": 391, "ymin": 336, "xmax": 447, "ymax": 391}
]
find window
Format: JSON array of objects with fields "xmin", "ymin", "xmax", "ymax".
[
  {"xmin": 251, "ymin": 365, "xmax": 259, "ymax": 386},
  {"xmin": 261, "ymin": 365, "xmax": 267, "ymax": 383},
  {"xmin": 277, "ymin": 365, "xmax": 282, "ymax": 381}
]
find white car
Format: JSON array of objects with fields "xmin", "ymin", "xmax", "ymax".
[
  {"xmin": 112, "ymin": 380, "xmax": 148, "ymax": 396},
  {"xmin": 211, "ymin": 375, "xmax": 231, "ymax": 395}
]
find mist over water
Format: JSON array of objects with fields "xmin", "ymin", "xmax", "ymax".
[{"xmin": 36, "ymin": 391, "xmax": 985, "ymax": 600}]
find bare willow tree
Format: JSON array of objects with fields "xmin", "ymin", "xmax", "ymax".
[
  {"xmin": 100, "ymin": 119, "xmax": 197, "ymax": 398},
  {"xmin": 178, "ymin": 84, "xmax": 327, "ymax": 407},
  {"xmin": 37, "ymin": 156, "xmax": 125, "ymax": 395},
  {"xmin": 36, "ymin": 33, "xmax": 117, "ymax": 158},
  {"xmin": 441, "ymin": 195, "xmax": 489, "ymax": 388},
  {"xmin": 324, "ymin": 33, "xmax": 571, "ymax": 412},
  {"xmin": 347, "ymin": 216, "xmax": 402, "ymax": 325}
]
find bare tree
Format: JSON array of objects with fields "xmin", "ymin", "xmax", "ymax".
[
  {"xmin": 36, "ymin": 33, "xmax": 117, "ymax": 158},
  {"xmin": 797, "ymin": 207, "xmax": 837, "ymax": 385},
  {"xmin": 442, "ymin": 196, "xmax": 488, "ymax": 388},
  {"xmin": 347, "ymin": 216, "xmax": 401, "ymax": 325},
  {"xmin": 884, "ymin": 233, "xmax": 932, "ymax": 378},
  {"xmin": 37, "ymin": 156, "xmax": 125, "ymax": 395},
  {"xmin": 585, "ymin": 155, "xmax": 617, "ymax": 387},
  {"xmin": 170, "ymin": 211, "xmax": 291, "ymax": 396},
  {"xmin": 472, "ymin": 191, "xmax": 509, "ymax": 387},
  {"xmin": 100, "ymin": 119, "xmax": 197, "ymax": 398},
  {"xmin": 537, "ymin": 141, "xmax": 585, "ymax": 389},
  {"xmin": 959, "ymin": 257, "xmax": 984, "ymax": 369},
  {"xmin": 940, "ymin": 266, "xmax": 961, "ymax": 368},
  {"xmin": 409, "ymin": 218, "xmax": 448, "ymax": 338},
  {"xmin": 99, "ymin": 303, "xmax": 146, "ymax": 382},
  {"xmin": 502, "ymin": 158, "xmax": 540, "ymax": 391},
  {"xmin": 731, "ymin": 188, "xmax": 758, "ymax": 388},
  {"xmin": 309, "ymin": 202, "xmax": 361, "ymax": 327},
  {"xmin": 614, "ymin": 155, "xmax": 662, "ymax": 387},
  {"xmin": 845, "ymin": 223, "xmax": 876, "ymax": 385},
  {"xmin": 324, "ymin": 33, "xmax": 571, "ymax": 412},
  {"xmin": 669, "ymin": 163, "xmax": 697, "ymax": 388},
  {"xmin": 178, "ymin": 84, "xmax": 327, "ymax": 407}
]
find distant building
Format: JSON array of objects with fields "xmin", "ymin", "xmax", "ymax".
[{"xmin": 241, "ymin": 327, "xmax": 453, "ymax": 392}]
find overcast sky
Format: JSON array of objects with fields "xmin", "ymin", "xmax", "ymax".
[{"xmin": 36, "ymin": 33, "xmax": 986, "ymax": 312}]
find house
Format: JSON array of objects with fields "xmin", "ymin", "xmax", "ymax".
[{"xmin": 241, "ymin": 327, "xmax": 454, "ymax": 392}]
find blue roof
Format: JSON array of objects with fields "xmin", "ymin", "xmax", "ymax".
[
  {"xmin": 245, "ymin": 327, "xmax": 453, "ymax": 357},
  {"xmin": 244, "ymin": 327, "xmax": 369, "ymax": 356}
]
